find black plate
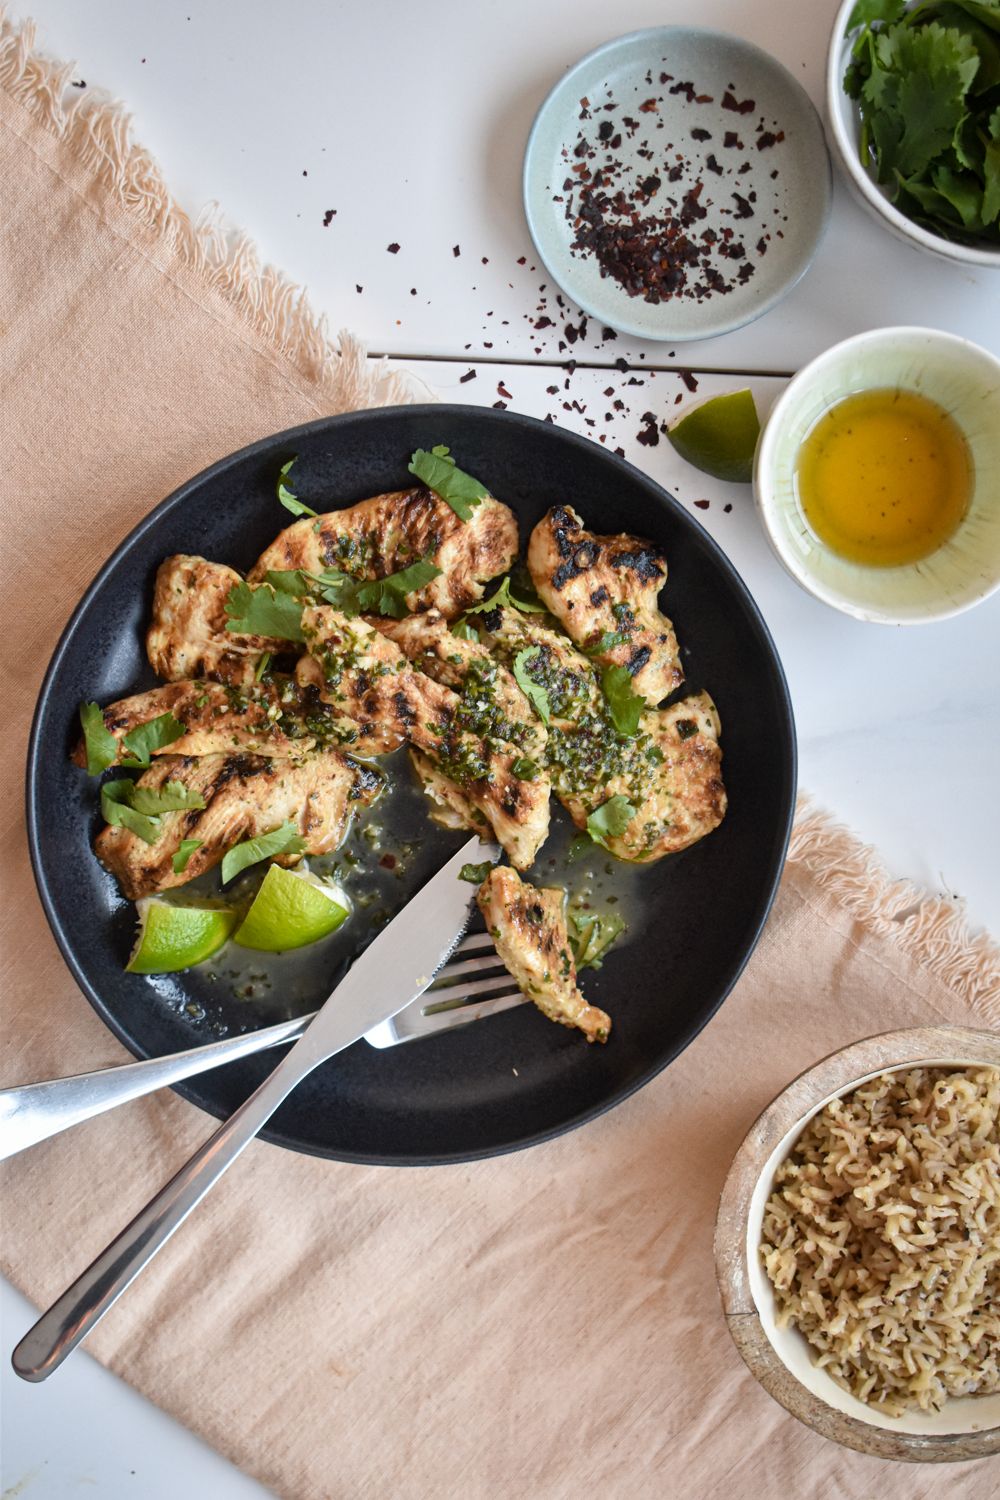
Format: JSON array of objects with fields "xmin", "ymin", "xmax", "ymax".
[{"xmin": 27, "ymin": 405, "xmax": 795, "ymax": 1164}]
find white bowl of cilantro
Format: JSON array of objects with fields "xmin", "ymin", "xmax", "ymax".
[{"xmin": 826, "ymin": 0, "xmax": 1000, "ymax": 267}]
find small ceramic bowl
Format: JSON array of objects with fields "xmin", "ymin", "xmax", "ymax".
[
  {"xmin": 826, "ymin": 0, "xmax": 1000, "ymax": 270},
  {"xmin": 754, "ymin": 326, "xmax": 1000, "ymax": 623},
  {"xmin": 715, "ymin": 1025, "xmax": 1000, "ymax": 1462}
]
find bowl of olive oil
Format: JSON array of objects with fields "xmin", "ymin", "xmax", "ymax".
[{"xmin": 754, "ymin": 327, "xmax": 1000, "ymax": 623}]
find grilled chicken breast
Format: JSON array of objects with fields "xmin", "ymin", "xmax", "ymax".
[
  {"xmin": 147, "ymin": 555, "xmax": 283, "ymax": 688},
  {"xmin": 72, "ymin": 680, "xmax": 310, "ymax": 767},
  {"xmin": 407, "ymin": 749, "xmax": 488, "ymax": 832},
  {"xmin": 96, "ymin": 749, "xmax": 381, "ymax": 900},
  {"xmin": 477, "ymin": 867, "xmax": 611, "ymax": 1043},
  {"xmin": 558, "ymin": 692, "xmax": 726, "ymax": 862},
  {"xmin": 527, "ymin": 506, "xmax": 683, "ymax": 704},
  {"xmin": 298, "ymin": 605, "xmax": 550, "ymax": 868},
  {"xmin": 248, "ymin": 487, "xmax": 519, "ymax": 619}
]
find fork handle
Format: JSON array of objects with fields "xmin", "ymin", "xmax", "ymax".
[
  {"xmin": 0, "ymin": 1014, "xmax": 313, "ymax": 1162},
  {"xmin": 11, "ymin": 1031, "xmax": 328, "ymax": 1381}
]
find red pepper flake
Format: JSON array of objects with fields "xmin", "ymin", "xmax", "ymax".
[
  {"xmin": 534, "ymin": 315, "xmax": 553, "ymax": 329},
  {"xmin": 387, "ymin": 242, "xmax": 400, "ymax": 254},
  {"xmin": 355, "ymin": 284, "xmax": 363, "ymax": 293},
  {"xmin": 756, "ymin": 130, "xmax": 785, "ymax": 151},
  {"xmin": 690, "ymin": 127, "xmax": 712, "ymax": 142},
  {"xmin": 497, "ymin": 381, "xmax": 513, "ymax": 400},
  {"xmin": 71, "ymin": 78, "xmax": 86, "ymax": 87},
  {"xmin": 723, "ymin": 132, "xmax": 743, "ymax": 149},
  {"xmin": 722, "ymin": 91, "xmax": 755, "ymax": 114},
  {"xmin": 724, "ymin": 503, "xmax": 733, "ymax": 513},
  {"xmin": 459, "ymin": 369, "xmax": 477, "ymax": 383},
  {"xmin": 601, "ymin": 326, "xmax": 617, "ymax": 340},
  {"xmin": 639, "ymin": 98, "xmax": 659, "ymax": 113},
  {"xmin": 546, "ymin": 384, "xmax": 559, "ymax": 395},
  {"xmin": 517, "ymin": 255, "xmax": 527, "ymax": 265},
  {"xmin": 731, "ymin": 192, "xmax": 754, "ymax": 219},
  {"xmin": 481, "ymin": 256, "xmax": 489, "ymax": 264},
  {"xmin": 452, "ymin": 245, "xmax": 461, "ymax": 257},
  {"xmin": 706, "ymin": 153, "xmax": 723, "ymax": 176},
  {"xmin": 379, "ymin": 854, "xmax": 397, "ymax": 870},
  {"xmin": 492, "ymin": 400, "xmax": 508, "ymax": 410},
  {"xmin": 694, "ymin": 499, "xmax": 710, "ymax": 510},
  {"xmin": 636, "ymin": 412, "xmax": 659, "ymax": 446},
  {"xmin": 679, "ymin": 370, "xmax": 699, "ymax": 392},
  {"xmin": 603, "ymin": 386, "xmax": 615, "ymax": 398},
  {"xmin": 322, "ymin": 209, "xmax": 336, "ymax": 227}
]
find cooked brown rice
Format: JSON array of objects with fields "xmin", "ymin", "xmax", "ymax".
[{"xmin": 760, "ymin": 1066, "xmax": 1000, "ymax": 1416}]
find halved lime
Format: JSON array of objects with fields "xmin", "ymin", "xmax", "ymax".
[
  {"xmin": 232, "ymin": 864, "xmax": 350, "ymax": 952},
  {"xmin": 666, "ymin": 389, "xmax": 761, "ymax": 484},
  {"xmin": 126, "ymin": 898, "xmax": 237, "ymax": 974}
]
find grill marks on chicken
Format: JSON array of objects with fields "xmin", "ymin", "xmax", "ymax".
[
  {"xmin": 477, "ymin": 868, "xmax": 611, "ymax": 1043},
  {"xmin": 298, "ymin": 605, "xmax": 550, "ymax": 869},
  {"xmin": 72, "ymin": 680, "xmax": 310, "ymax": 767},
  {"xmin": 248, "ymin": 487, "xmax": 519, "ymax": 618},
  {"xmin": 95, "ymin": 750, "xmax": 381, "ymax": 900},
  {"xmin": 147, "ymin": 555, "xmax": 282, "ymax": 689},
  {"xmin": 527, "ymin": 506, "xmax": 683, "ymax": 704}
]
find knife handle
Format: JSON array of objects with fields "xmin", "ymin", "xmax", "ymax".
[{"xmin": 11, "ymin": 1034, "xmax": 322, "ymax": 1381}]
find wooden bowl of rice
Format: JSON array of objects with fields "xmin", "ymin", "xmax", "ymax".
[{"xmin": 715, "ymin": 1026, "xmax": 1000, "ymax": 1462}]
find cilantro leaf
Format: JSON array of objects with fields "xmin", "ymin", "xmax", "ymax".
[
  {"xmin": 511, "ymin": 756, "xmax": 539, "ymax": 781},
  {"xmin": 120, "ymin": 712, "xmax": 186, "ymax": 767},
  {"xmin": 100, "ymin": 778, "xmax": 206, "ymax": 845},
  {"xmin": 465, "ymin": 575, "xmax": 545, "ymax": 616},
  {"xmin": 983, "ymin": 131, "xmax": 1000, "ymax": 223},
  {"xmin": 600, "ymin": 665, "xmax": 644, "ymax": 736},
  {"xmin": 267, "ymin": 559, "xmax": 441, "ymax": 619},
  {"xmin": 350, "ymin": 558, "xmax": 442, "ymax": 617},
  {"xmin": 277, "ymin": 458, "xmax": 318, "ymax": 518},
  {"xmin": 568, "ymin": 909, "xmax": 627, "ymax": 971},
  {"xmin": 585, "ymin": 629, "xmax": 630, "ymax": 655},
  {"xmin": 224, "ymin": 580, "xmax": 305, "ymax": 641},
  {"xmin": 450, "ymin": 620, "xmax": 481, "ymax": 642},
  {"xmin": 407, "ymin": 445, "xmax": 489, "ymax": 522},
  {"xmin": 847, "ymin": 0, "xmax": 906, "ymax": 30},
  {"xmin": 513, "ymin": 647, "xmax": 551, "ymax": 725},
  {"xmin": 458, "ymin": 861, "xmax": 494, "ymax": 885},
  {"xmin": 221, "ymin": 821, "xmax": 307, "ymax": 883},
  {"xmin": 172, "ymin": 838, "xmax": 203, "ymax": 875},
  {"xmin": 585, "ymin": 795, "xmax": 636, "ymax": 850},
  {"xmin": 79, "ymin": 701, "xmax": 118, "ymax": 775}
]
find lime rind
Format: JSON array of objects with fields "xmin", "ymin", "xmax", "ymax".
[
  {"xmin": 233, "ymin": 864, "xmax": 350, "ymax": 952},
  {"xmin": 126, "ymin": 898, "xmax": 237, "ymax": 974},
  {"xmin": 666, "ymin": 388, "xmax": 761, "ymax": 484}
]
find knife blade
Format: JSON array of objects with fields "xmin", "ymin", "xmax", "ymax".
[{"xmin": 12, "ymin": 832, "xmax": 500, "ymax": 1381}]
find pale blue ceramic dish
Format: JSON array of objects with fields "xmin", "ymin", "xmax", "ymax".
[{"xmin": 523, "ymin": 27, "xmax": 832, "ymax": 341}]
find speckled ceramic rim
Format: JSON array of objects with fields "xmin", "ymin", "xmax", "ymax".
[
  {"xmin": 522, "ymin": 26, "xmax": 832, "ymax": 341},
  {"xmin": 715, "ymin": 1025, "xmax": 1000, "ymax": 1463},
  {"xmin": 753, "ymin": 325, "xmax": 1000, "ymax": 624},
  {"xmin": 826, "ymin": 0, "xmax": 1000, "ymax": 270}
]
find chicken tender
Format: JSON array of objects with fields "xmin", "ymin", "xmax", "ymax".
[
  {"xmin": 477, "ymin": 867, "xmax": 611, "ymax": 1043},
  {"xmin": 297, "ymin": 605, "xmax": 550, "ymax": 868},
  {"xmin": 95, "ymin": 749, "xmax": 381, "ymax": 900},
  {"xmin": 73, "ymin": 680, "xmax": 310, "ymax": 767},
  {"xmin": 248, "ymin": 487, "xmax": 518, "ymax": 619},
  {"xmin": 527, "ymin": 506, "xmax": 683, "ymax": 704},
  {"xmin": 147, "ymin": 555, "xmax": 283, "ymax": 689}
]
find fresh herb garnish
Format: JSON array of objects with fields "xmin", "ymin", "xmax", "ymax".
[
  {"xmin": 224, "ymin": 580, "xmax": 306, "ymax": 641},
  {"xmin": 407, "ymin": 445, "xmax": 489, "ymax": 522},
  {"xmin": 277, "ymin": 458, "xmax": 319, "ymax": 518},
  {"xmin": 466, "ymin": 574, "xmax": 546, "ymax": 616},
  {"xmin": 101, "ymin": 778, "xmax": 206, "ymax": 845},
  {"xmin": 458, "ymin": 861, "xmax": 494, "ymax": 885},
  {"xmin": 120, "ymin": 712, "xmax": 187, "ymax": 767},
  {"xmin": 171, "ymin": 838, "xmax": 203, "ymax": 875},
  {"xmin": 511, "ymin": 756, "xmax": 539, "ymax": 781},
  {"xmin": 266, "ymin": 558, "xmax": 441, "ymax": 620},
  {"xmin": 675, "ymin": 717, "xmax": 699, "ymax": 740},
  {"xmin": 568, "ymin": 909, "xmax": 627, "ymax": 971},
  {"xmin": 254, "ymin": 652, "xmax": 271, "ymax": 682},
  {"xmin": 585, "ymin": 629, "xmax": 630, "ymax": 655},
  {"xmin": 220, "ymin": 821, "xmax": 307, "ymax": 883},
  {"xmin": 79, "ymin": 701, "xmax": 118, "ymax": 775},
  {"xmin": 585, "ymin": 795, "xmax": 636, "ymax": 850},
  {"xmin": 450, "ymin": 620, "xmax": 481, "ymax": 642},
  {"xmin": 845, "ymin": 1, "xmax": 1000, "ymax": 244},
  {"xmin": 513, "ymin": 647, "xmax": 552, "ymax": 725},
  {"xmin": 600, "ymin": 665, "xmax": 644, "ymax": 737}
]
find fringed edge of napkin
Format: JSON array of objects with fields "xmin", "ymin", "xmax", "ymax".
[
  {"xmin": 789, "ymin": 797, "xmax": 999, "ymax": 1025},
  {"xmin": 0, "ymin": 6, "xmax": 425, "ymax": 413}
]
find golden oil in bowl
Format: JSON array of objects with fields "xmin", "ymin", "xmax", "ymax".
[{"xmin": 794, "ymin": 388, "xmax": 972, "ymax": 568}]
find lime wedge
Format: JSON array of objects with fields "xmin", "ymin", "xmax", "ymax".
[
  {"xmin": 666, "ymin": 389, "xmax": 760, "ymax": 484},
  {"xmin": 126, "ymin": 898, "xmax": 237, "ymax": 974},
  {"xmin": 233, "ymin": 864, "xmax": 350, "ymax": 952}
]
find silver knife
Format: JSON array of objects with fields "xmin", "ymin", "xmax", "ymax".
[{"xmin": 11, "ymin": 833, "xmax": 499, "ymax": 1382}]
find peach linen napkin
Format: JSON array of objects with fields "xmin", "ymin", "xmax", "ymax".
[{"xmin": 1, "ymin": 14, "xmax": 998, "ymax": 1499}]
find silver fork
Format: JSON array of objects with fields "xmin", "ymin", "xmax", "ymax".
[{"xmin": 0, "ymin": 934, "xmax": 523, "ymax": 1161}]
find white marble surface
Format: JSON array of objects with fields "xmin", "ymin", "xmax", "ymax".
[{"xmin": 3, "ymin": 1, "xmax": 998, "ymax": 1496}]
